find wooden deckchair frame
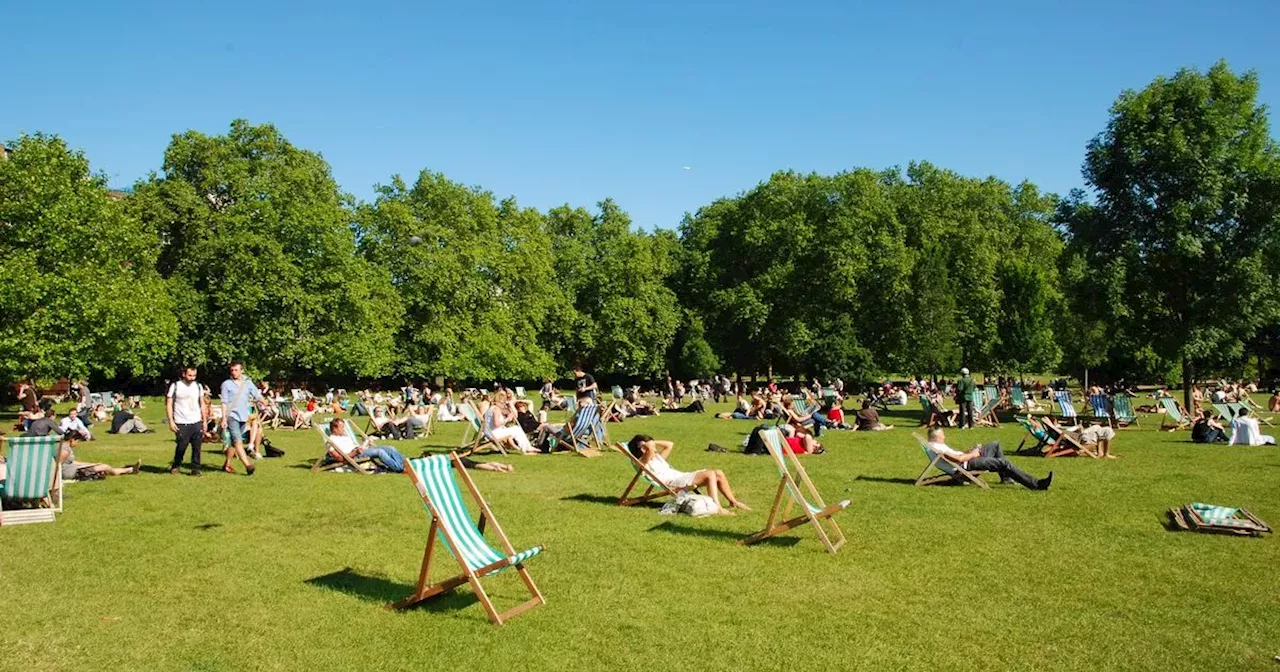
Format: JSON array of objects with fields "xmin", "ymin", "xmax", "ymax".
[
  {"xmin": 740, "ymin": 428, "xmax": 849, "ymax": 552},
  {"xmin": 389, "ymin": 453, "xmax": 545, "ymax": 625},
  {"xmin": 912, "ymin": 432, "xmax": 990, "ymax": 488},
  {"xmin": 974, "ymin": 394, "xmax": 1001, "ymax": 427},
  {"xmin": 458, "ymin": 402, "xmax": 505, "ymax": 457},
  {"xmin": 613, "ymin": 443, "xmax": 698, "ymax": 506},
  {"xmin": 311, "ymin": 422, "xmax": 374, "ymax": 473},
  {"xmin": 1158, "ymin": 398, "xmax": 1191, "ymax": 432},
  {"xmin": 0, "ymin": 436, "xmax": 63, "ymax": 525},
  {"xmin": 1039, "ymin": 417, "xmax": 1097, "ymax": 458}
]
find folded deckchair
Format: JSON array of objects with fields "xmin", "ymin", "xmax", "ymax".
[
  {"xmin": 1, "ymin": 435, "xmax": 63, "ymax": 526},
  {"xmin": 559, "ymin": 404, "xmax": 604, "ymax": 456},
  {"xmin": 912, "ymin": 432, "xmax": 990, "ymax": 488},
  {"xmin": 311, "ymin": 423, "xmax": 373, "ymax": 473},
  {"xmin": 1039, "ymin": 417, "xmax": 1097, "ymax": 458},
  {"xmin": 1168, "ymin": 502, "xmax": 1272, "ymax": 537},
  {"xmin": 458, "ymin": 403, "xmax": 505, "ymax": 456},
  {"xmin": 1088, "ymin": 394, "xmax": 1113, "ymax": 427},
  {"xmin": 1111, "ymin": 394, "xmax": 1138, "ymax": 427},
  {"xmin": 1054, "ymin": 391, "xmax": 1077, "ymax": 423},
  {"xmin": 613, "ymin": 443, "xmax": 698, "ymax": 506},
  {"xmin": 1158, "ymin": 398, "xmax": 1191, "ymax": 432},
  {"xmin": 740, "ymin": 428, "xmax": 849, "ymax": 552},
  {"xmin": 389, "ymin": 454, "xmax": 545, "ymax": 624}
]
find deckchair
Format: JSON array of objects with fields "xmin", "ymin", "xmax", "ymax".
[
  {"xmin": 1158, "ymin": 398, "xmax": 1191, "ymax": 432},
  {"xmin": 974, "ymin": 391, "xmax": 1001, "ymax": 428},
  {"xmin": 559, "ymin": 404, "xmax": 604, "ymax": 456},
  {"xmin": 1054, "ymin": 391, "xmax": 1078, "ymax": 423},
  {"xmin": 274, "ymin": 400, "xmax": 299, "ymax": 429},
  {"xmin": 613, "ymin": 443, "xmax": 698, "ymax": 506},
  {"xmin": 458, "ymin": 403, "xmax": 505, "ymax": 456},
  {"xmin": 1168, "ymin": 502, "xmax": 1272, "ymax": 537},
  {"xmin": 1111, "ymin": 394, "xmax": 1139, "ymax": 427},
  {"xmin": 389, "ymin": 454, "xmax": 545, "ymax": 624},
  {"xmin": 918, "ymin": 396, "xmax": 953, "ymax": 427},
  {"xmin": 514, "ymin": 386, "xmax": 526, "ymax": 399},
  {"xmin": 1039, "ymin": 417, "xmax": 1097, "ymax": 458},
  {"xmin": 1088, "ymin": 394, "xmax": 1113, "ymax": 427},
  {"xmin": 1015, "ymin": 415, "xmax": 1050, "ymax": 454},
  {"xmin": 563, "ymin": 395, "xmax": 578, "ymax": 416},
  {"xmin": 1227, "ymin": 402, "xmax": 1273, "ymax": 427},
  {"xmin": 740, "ymin": 428, "xmax": 849, "ymax": 552},
  {"xmin": 611, "ymin": 385, "xmax": 625, "ymax": 400},
  {"xmin": 912, "ymin": 432, "xmax": 989, "ymax": 488},
  {"xmin": 311, "ymin": 422, "xmax": 373, "ymax": 473},
  {"xmin": 983, "ymin": 385, "xmax": 1001, "ymax": 409},
  {"xmin": 1, "ymin": 435, "xmax": 63, "ymax": 526},
  {"xmin": 1212, "ymin": 403, "xmax": 1235, "ymax": 422}
]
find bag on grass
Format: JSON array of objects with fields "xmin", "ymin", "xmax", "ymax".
[{"xmin": 659, "ymin": 491, "xmax": 720, "ymax": 517}]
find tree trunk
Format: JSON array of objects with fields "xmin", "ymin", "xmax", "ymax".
[{"xmin": 1182, "ymin": 358, "xmax": 1193, "ymax": 411}]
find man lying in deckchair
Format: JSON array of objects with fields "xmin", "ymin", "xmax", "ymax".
[
  {"xmin": 626, "ymin": 434, "xmax": 750, "ymax": 512},
  {"xmin": 320, "ymin": 418, "xmax": 408, "ymax": 473},
  {"xmin": 923, "ymin": 427, "xmax": 1053, "ymax": 490}
]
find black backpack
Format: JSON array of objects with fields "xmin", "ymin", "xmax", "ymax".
[{"xmin": 744, "ymin": 424, "xmax": 771, "ymax": 455}]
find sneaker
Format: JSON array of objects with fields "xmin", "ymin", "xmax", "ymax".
[
  {"xmin": 189, "ymin": 468, "xmax": 203, "ymax": 477},
  {"xmin": 246, "ymin": 464, "xmax": 256, "ymax": 476},
  {"xmin": 1037, "ymin": 472, "xmax": 1054, "ymax": 491}
]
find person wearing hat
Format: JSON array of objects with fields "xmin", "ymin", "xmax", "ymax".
[{"xmin": 955, "ymin": 367, "xmax": 976, "ymax": 429}]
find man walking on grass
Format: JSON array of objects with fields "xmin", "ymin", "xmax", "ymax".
[
  {"xmin": 956, "ymin": 367, "xmax": 976, "ymax": 429},
  {"xmin": 220, "ymin": 360, "xmax": 263, "ymax": 475},
  {"xmin": 168, "ymin": 365, "xmax": 207, "ymax": 476}
]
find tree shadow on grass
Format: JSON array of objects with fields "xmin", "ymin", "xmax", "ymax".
[
  {"xmin": 852, "ymin": 475, "xmax": 922, "ymax": 486},
  {"xmin": 305, "ymin": 567, "xmax": 476, "ymax": 613},
  {"xmin": 561, "ymin": 493, "xmax": 631, "ymax": 507},
  {"xmin": 646, "ymin": 520, "xmax": 800, "ymax": 547}
]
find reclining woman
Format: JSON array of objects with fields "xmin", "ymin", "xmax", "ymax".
[
  {"xmin": 322, "ymin": 417, "xmax": 407, "ymax": 472},
  {"xmin": 482, "ymin": 393, "xmax": 537, "ymax": 455},
  {"xmin": 626, "ymin": 434, "xmax": 750, "ymax": 512}
]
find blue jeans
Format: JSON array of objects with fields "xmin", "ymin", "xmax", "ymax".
[
  {"xmin": 731, "ymin": 411, "xmax": 750, "ymax": 420},
  {"xmin": 362, "ymin": 445, "xmax": 405, "ymax": 472}
]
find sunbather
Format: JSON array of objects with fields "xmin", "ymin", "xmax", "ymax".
[
  {"xmin": 925, "ymin": 427, "xmax": 1053, "ymax": 490},
  {"xmin": 370, "ymin": 407, "xmax": 413, "ymax": 440},
  {"xmin": 321, "ymin": 418, "xmax": 406, "ymax": 472},
  {"xmin": 483, "ymin": 395, "xmax": 537, "ymax": 454},
  {"xmin": 1229, "ymin": 408, "xmax": 1276, "ymax": 446},
  {"xmin": 779, "ymin": 424, "xmax": 824, "ymax": 454},
  {"xmin": 1269, "ymin": 390, "xmax": 1280, "ymax": 413},
  {"xmin": 57, "ymin": 441, "xmax": 140, "ymax": 480},
  {"xmin": 626, "ymin": 434, "xmax": 749, "ymax": 511},
  {"xmin": 855, "ymin": 399, "xmax": 894, "ymax": 431},
  {"xmin": 1192, "ymin": 410, "xmax": 1228, "ymax": 444}
]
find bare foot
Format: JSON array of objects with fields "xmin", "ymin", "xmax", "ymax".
[
  {"xmin": 1106, "ymin": 454, "xmax": 1119, "ymax": 459},
  {"xmin": 733, "ymin": 502, "xmax": 752, "ymax": 512}
]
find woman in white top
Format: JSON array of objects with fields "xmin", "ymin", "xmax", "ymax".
[
  {"xmin": 626, "ymin": 434, "xmax": 750, "ymax": 511},
  {"xmin": 484, "ymin": 394, "xmax": 536, "ymax": 454}
]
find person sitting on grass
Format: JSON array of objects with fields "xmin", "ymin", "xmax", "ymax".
[
  {"xmin": 58, "ymin": 438, "xmax": 140, "ymax": 480},
  {"xmin": 1192, "ymin": 410, "xmax": 1229, "ymax": 444},
  {"xmin": 855, "ymin": 399, "xmax": 895, "ymax": 431},
  {"xmin": 624, "ymin": 387, "xmax": 659, "ymax": 416},
  {"xmin": 714, "ymin": 393, "xmax": 758, "ymax": 420},
  {"xmin": 924, "ymin": 427, "xmax": 1053, "ymax": 490},
  {"xmin": 321, "ymin": 417, "xmax": 407, "ymax": 472},
  {"xmin": 779, "ymin": 395, "xmax": 831, "ymax": 436},
  {"xmin": 1229, "ymin": 408, "xmax": 1276, "ymax": 446},
  {"xmin": 110, "ymin": 400, "xmax": 152, "ymax": 434},
  {"xmin": 626, "ymin": 434, "xmax": 750, "ymax": 512},
  {"xmin": 58, "ymin": 408, "xmax": 94, "ymax": 441},
  {"xmin": 823, "ymin": 396, "xmax": 853, "ymax": 430}
]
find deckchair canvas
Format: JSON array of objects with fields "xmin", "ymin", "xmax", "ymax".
[
  {"xmin": 1010, "ymin": 386, "xmax": 1029, "ymax": 411},
  {"xmin": 1227, "ymin": 402, "xmax": 1274, "ymax": 427},
  {"xmin": 458, "ymin": 403, "xmax": 505, "ymax": 456},
  {"xmin": 1, "ymin": 435, "xmax": 63, "ymax": 526},
  {"xmin": 1088, "ymin": 394, "xmax": 1113, "ymax": 427},
  {"xmin": 613, "ymin": 443, "xmax": 697, "ymax": 506},
  {"xmin": 912, "ymin": 433, "xmax": 990, "ymax": 488},
  {"xmin": 1054, "ymin": 391, "xmax": 1077, "ymax": 423},
  {"xmin": 1039, "ymin": 417, "xmax": 1097, "ymax": 458},
  {"xmin": 1015, "ymin": 415, "xmax": 1050, "ymax": 454},
  {"xmin": 974, "ymin": 392, "xmax": 1001, "ymax": 428},
  {"xmin": 389, "ymin": 454, "xmax": 545, "ymax": 624},
  {"xmin": 560, "ymin": 404, "xmax": 604, "ymax": 456},
  {"xmin": 1111, "ymin": 394, "xmax": 1139, "ymax": 427},
  {"xmin": 1158, "ymin": 398, "xmax": 1191, "ymax": 432},
  {"xmin": 311, "ymin": 423, "xmax": 373, "ymax": 473},
  {"xmin": 740, "ymin": 428, "xmax": 849, "ymax": 552}
]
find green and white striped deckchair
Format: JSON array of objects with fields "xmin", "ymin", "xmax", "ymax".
[
  {"xmin": 613, "ymin": 442, "xmax": 698, "ymax": 506},
  {"xmin": 1225, "ymin": 402, "xmax": 1273, "ymax": 427},
  {"xmin": 974, "ymin": 390, "xmax": 1001, "ymax": 427},
  {"xmin": 984, "ymin": 385, "xmax": 1000, "ymax": 409},
  {"xmin": 912, "ymin": 432, "xmax": 990, "ymax": 488},
  {"xmin": 1213, "ymin": 403, "xmax": 1235, "ymax": 422},
  {"xmin": 739, "ymin": 428, "xmax": 849, "ymax": 552},
  {"xmin": 458, "ymin": 403, "xmax": 504, "ymax": 456},
  {"xmin": 1111, "ymin": 394, "xmax": 1138, "ymax": 427},
  {"xmin": 390, "ymin": 454, "xmax": 545, "ymax": 624},
  {"xmin": 563, "ymin": 394, "xmax": 578, "ymax": 416},
  {"xmin": 1169, "ymin": 502, "xmax": 1272, "ymax": 537},
  {"xmin": 1010, "ymin": 386, "xmax": 1029, "ymax": 411},
  {"xmin": 1, "ymin": 435, "xmax": 62, "ymax": 526},
  {"xmin": 1158, "ymin": 398, "xmax": 1191, "ymax": 432},
  {"xmin": 311, "ymin": 422, "xmax": 373, "ymax": 474},
  {"xmin": 275, "ymin": 400, "xmax": 299, "ymax": 429}
]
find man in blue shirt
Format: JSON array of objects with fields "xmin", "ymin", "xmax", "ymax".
[{"xmin": 220, "ymin": 360, "xmax": 263, "ymax": 475}]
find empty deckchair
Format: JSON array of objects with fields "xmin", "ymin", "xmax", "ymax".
[
  {"xmin": 1111, "ymin": 394, "xmax": 1139, "ymax": 427},
  {"xmin": 513, "ymin": 386, "xmax": 526, "ymax": 399},
  {"xmin": 1038, "ymin": 417, "xmax": 1097, "ymax": 458},
  {"xmin": 912, "ymin": 432, "xmax": 990, "ymax": 488},
  {"xmin": 389, "ymin": 454, "xmax": 545, "ymax": 624},
  {"xmin": 1226, "ymin": 402, "xmax": 1273, "ymax": 427},
  {"xmin": 1, "ymin": 435, "xmax": 62, "ymax": 526},
  {"xmin": 1212, "ymin": 403, "xmax": 1235, "ymax": 422},
  {"xmin": 311, "ymin": 422, "xmax": 373, "ymax": 473},
  {"xmin": 1010, "ymin": 386, "xmax": 1029, "ymax": 411},
  {"xmin": 740, "ymin": 428, "xmax": 849, "ymax": 552},
  {"xmin": 458, "ymin": 403, "xmax": 505, "ymax": 456},
  {"xmin": 984, "ymin": 385, "xmax": 1001, "ymax": 409},
  {"xmin": 559, "ymin": 404, "xmax": 604, "ymax": 456},
  {"xmin": 1054, "ymin": 391, "xmax": 1077, "ymax": 423},
  {"xmin": 613, "ymin": 443, "xmax": 698, "ymax": 506},
  {"xmin": 1158, "ymin": 398, "xmax": 1191, "ymax": 432},
  {"xmin": 1088, "ymin": 394, "xmax": 1113, "ymax": 427}
]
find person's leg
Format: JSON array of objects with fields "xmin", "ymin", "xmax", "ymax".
[
  {"xmin": 172, "ymin": 424, "xmax": 192, "ymax": 470},
  {"xmin": 968, "ymin": 456, "xmax": 1041, "ymax": 489},
  {"xmin": 979, "ymin": 441, "xmax": 1004, "ymax": 460},
  {"xmin": 131, "ymin": 417, "xmax": 150, "ymax": 432},
  {"xmin": 364, "ymin": 446, "xmax": 405, "ymax": 472}
]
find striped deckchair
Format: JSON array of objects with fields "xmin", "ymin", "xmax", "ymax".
[
  {"xmin": 1010, "ymin": 386, "xmax": 1029, "ymax": 411},
  {"xmin": 1158, "ymin": 398, "xmax": 1191, "ymax": 432},
  {"xmin": 974, "ymin": 390, "xmax": 1001, "ymax": 427},
  {"xmin": 275, "ymin": 400, "xmax": 299, "ymax": 429},
  {"xmin": 1226, "ymin": 402, "xmax": 1273, "ymax": 427},
  {"xmin": 1088, "ymin": 394, "xmax": 1113, "ymax": 427},
  {"xmin": 1054, "ymin": 391, "xmax": 1077, "ymax": 423},
  {"xmin": 983, "ymin": 385, "xmax": 1001, "ymax": 409},
  {"xmin": 560, "ymin": 404, "xmax": 604, "ymax": 456},
  {"xmin": 311, "ymin": 422, "xmax": 373, "ymax": 473},
  {"xmin": 1, "ymin": 435, "xmax": 62, "ymax": 525},
  {"xmin": 1015, "ymin": 415, "xmax": 1050, "ymax": 454},
  {"xmin": 1111, "ymin": 394, "xmax": 1139, "ymax": 427},
  {"xmin": 389, "ymin": 454, "xmax": 545, "ymax": 624},
  {"xmin": 919, "ymin": 396, "xmax": 939, "ymax": 427},
  {"xmin": 1168, "ymin": 502, "xmax": 1272, "ymax": 537},
  {"xmin": 1039, "ymin": 417, "xmax": 1097, "ymax": 458},
  {"xmin": 613, "ymin": 443, "xmax": 698, "ymax": 506},
  {"xmin": 1213, "ymin": 403, "xmax": 1235, "ymax": 422},
  {"xmin": 912, "ymin": 433, "xmax": 989, "ymax": 488},
  {"xmin": 563, "ymin": 395, "xmax": 578, "ymax": 416},
  {"xmin": 740, "ymin": 428, "xmax": 849, "ymax": 552},
  {"xmin": 458, "ymin": 403, "xmax": 504, "ymax": 456}
]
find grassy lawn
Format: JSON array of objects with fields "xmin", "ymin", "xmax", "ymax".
[{"xmin": 2, "ymin": 396, "xmax": 1278, "ymax": 671}]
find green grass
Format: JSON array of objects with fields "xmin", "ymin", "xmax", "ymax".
[{"xmin": 3, "ymin": 397, "xmax": 1278, "ymax": 671}]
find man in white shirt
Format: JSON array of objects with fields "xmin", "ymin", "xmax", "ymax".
[
  {"xmin": 925, "ymin": 427, "xmax": 1053, "ymax": 490},
  {"xmin": 168, "ymin": 366, "xmax": 208, "ymax": 475},
  {"xmin": 322, "ymin": 418, "xmax": 405, "ymax": 472},
  {"xmin": 1229, "ymin": 408, "xmax": 1276, "ymax": 446},
  {"xmin": 58, "ymin": 408, "xmax": 93, "ymax": 441}
]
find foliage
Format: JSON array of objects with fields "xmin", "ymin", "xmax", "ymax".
[{"xmin": 0, "ymin": 133, "xmax": 176, "ymax": 382}]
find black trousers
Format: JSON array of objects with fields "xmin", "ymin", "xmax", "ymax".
[
  {"xmin": 959, "ymin": 400, "xmax": 975, "ymax": 429},
  {"xmin": 967, "ymin": 441, "xmax": 1041, "ymax": 489},
  {"xmin": 172, "ymin": 422, "xmax": 203, "ymax": 468}
]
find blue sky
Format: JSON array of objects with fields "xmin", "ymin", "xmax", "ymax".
[{"xmin": 5, "ymin": 0, "xmax": 1278, "ymax": 230}]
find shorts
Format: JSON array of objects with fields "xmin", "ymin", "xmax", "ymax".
[
  {"xmin": 226, "ymin": 417, "xmax": 248, "ymax": 444},
  {"xmin": 1080, "ymin": 425, "xmax": 1116, "ymax": 444}
]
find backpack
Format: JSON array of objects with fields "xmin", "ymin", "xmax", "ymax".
[{"xmin": 744, "ymin": 424, "xmax": 771, "ymax": 455}]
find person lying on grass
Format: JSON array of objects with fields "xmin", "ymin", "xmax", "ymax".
[
  {"xmin": 57, "ymin": 438, "xmax": 141, "ymax": 480},
  {"xmin": 779, "ymin": 424, "xmax": 824, "ymax": 454},
  {"xmin": 322, "ymin": 417, "xmax": 408, "ymax": 472},
  {"xmin": 925, "ymin": 427, "xmax": 1053, "ymax": 490},
  {"xmin": 714, "ymin": 392, "xmax": 761, "ymax": 420},
  {"xmin": 626, "ymin": 434, "xmax": 750, "ymax": 512}
]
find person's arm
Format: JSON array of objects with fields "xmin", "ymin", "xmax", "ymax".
[
  {"xmin": 165, "ymin": 385, "xmax": 179, "ymax": 433},
  {"xmin": 656, "ymin": 439, "xmax": 674, "ymax": 459}
]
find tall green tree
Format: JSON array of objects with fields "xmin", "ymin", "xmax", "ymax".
[
  {"xmin": 0, "ymin": 133, "xmax": 176, "ymax": 382},
  {"xmin": 1070, "ymin": 61, "xmax": 1280, "ymax": 406},
  {"xmin": 130, "ymin": 120, "xmax": 400, "ymax": 378}
]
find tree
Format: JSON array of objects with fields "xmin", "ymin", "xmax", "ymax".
[
  {"xmin": 130, "ymin": 120, "xmax": 400, "ymax": 378},
  {"xmin": 1072, "ymin": 61, "xmax": 1280, "ymax": 406},
  {"xmin": 0, "ymin": 133, "xmax": 176, "ymax": 383}
]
